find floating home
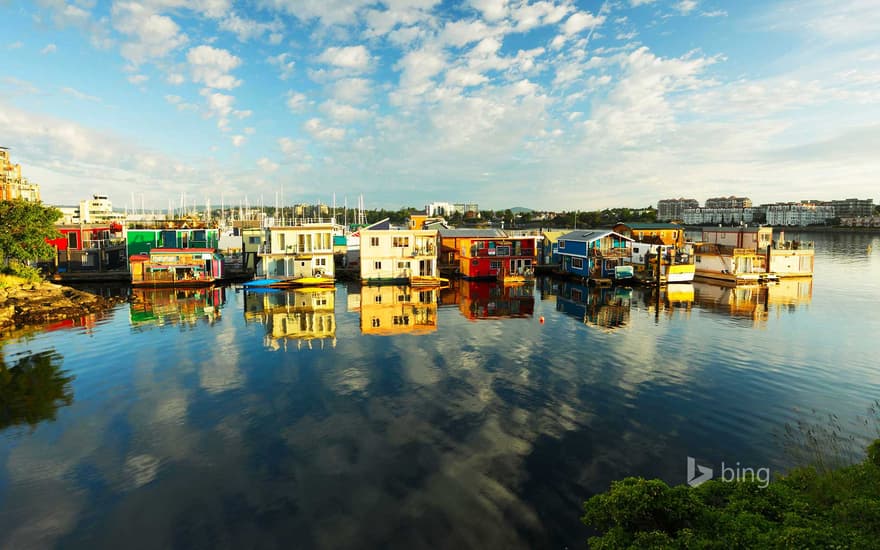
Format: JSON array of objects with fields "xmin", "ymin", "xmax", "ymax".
[
  {"xmin": 243, "ymin": 288, "xmax": 336, "ymax": 350},
  {"xmin": 45, "ymin": 223, "xmax": 128, "ymax": 278},
  {"xmin": 556, "ymin": 230, "xmax": 634, "ymax": 283},
  {"xmin": 359, "ymin": 228, "xmax": 441, "ymax": 285},
  {"xmin": 455, "ymin": 234, "xmax": 537, "ymax": 280},
  {"xmin": 356, "ymin": 284, "xmax": 438, "ymax": 335},
  {"xmin": 256, "ymin": 222, "xmax": 336, "ymax": 282},
  {"xmin": 130, "ymin": 248, "xmax": 223, "ymax": 287},
  {"xmin": 693, "ymin": 226, "xmax": 815, "ymax": 284}
]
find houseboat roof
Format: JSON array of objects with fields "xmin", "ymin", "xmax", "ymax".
[
  {"xmin": 559, "ymin": 229, "xmax": 633, "ymax": 242},
  {"xmin": 540, "ymin": 230, "xmax": 566, "ymax": 243},
  {"xmin": 616, "ymin": 222, "xmax": 683, "ymax": 230},
  {"xmin": 438, "ymin": 228, "xmax": 508, "ymax": 238}
]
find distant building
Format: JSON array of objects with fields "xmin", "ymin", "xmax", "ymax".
[
  {"xmin": 705, "ymin": 196, "xmax": 753, "ymax": 209},
  {"xmin": 765, "ymin": 203, "xmax": 834, "ymax": 226},
  {"xmin": 425, "ymin": 201, "xmax": 479, "ymax": 217},
  {"xmin": 0, "ymin": 147, "xmax": 41, "ymax": 202},
  {"xmin": 657, "ymin": 198, "xmax": 699, "ymax": 221},
  {"xmin": 682, "ymin": 207, "xmax": 757, "ymax": 225},
  {"xmin": 829, "ymin": 198, "xmax": 873, "ymax": 218}
]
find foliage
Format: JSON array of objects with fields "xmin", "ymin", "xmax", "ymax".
[
  {"xmin": 0, "ymin": 263, "xmax": 43, "ymax": 283},
  {"xmin": 0, "ymin": 350, "xmax": 74, "ymax": 431},
  {"xmin": 582, "ymin": 439, "xmax": 880, "ymax": 549},
  {"xmin": 0, "ymin": 200, "xmax": 61, "ymax": 268}
]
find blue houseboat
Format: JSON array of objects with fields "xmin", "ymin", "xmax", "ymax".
[{"xmin": 557, "ymin": 229, "xmax": 634, "ymax": 283}]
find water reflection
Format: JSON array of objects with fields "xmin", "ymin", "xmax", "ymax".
[
  {"xmin": 129, "ymin": 287, "xmax": 225, "ymax": 328},
  {"xmin": 352, "ymin": 284, "xmax": 438, "ymax": 335},
  {"xmin": 0, "ymin": 349, "xmax": 72, "ymax": 432},
  {"xmin": 554, "ymin": 282, "xmax": 632, "ymax": 331},
  {"xmin": 243, "ymin": 288, "xmax": 337, "ymax": 349},
  {"xmin": 691, "ymin": 278, "xmax": 813, "ymax": 326},
  {"xmin": 441, "ymin": 280, "xmax": 535, "ymax": 320}
]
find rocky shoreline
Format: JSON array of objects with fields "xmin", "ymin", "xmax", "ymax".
[{"xmin": 0, "ymin": 277, "xmax": 128, "ymax": 336}]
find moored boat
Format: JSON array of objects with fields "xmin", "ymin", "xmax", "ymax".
[{"xmin": 130, "ymin": 248, "xmax": 223, "ymax": 287}]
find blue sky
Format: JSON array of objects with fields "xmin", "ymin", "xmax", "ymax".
[{"xmin": 1, "ymin": 0, "xmax": 878, "ymax": 211}]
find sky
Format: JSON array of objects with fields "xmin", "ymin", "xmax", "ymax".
[{"xmin": 1, "ymin": 0, "xmax": 878, "ymax": 211}]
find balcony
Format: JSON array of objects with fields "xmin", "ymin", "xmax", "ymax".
[
  {"xmin": 258, "ymin": 244, "xmax": 332, "ymax": 256},
  {"xmin": 80, "ymin": 238, "xmax": 127, "ymax": 250}
]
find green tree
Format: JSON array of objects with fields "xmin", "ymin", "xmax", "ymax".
[
  {"xmin": 0, "ymin": 200, "xmax": 61, "ymax": 268},
  {"xmin": 582, "ymin": 438, "xmax": 880, "ymax": 549},
  {"xmin": 0, "ymin": 350, "xmax": 74, "ymax": 431}
]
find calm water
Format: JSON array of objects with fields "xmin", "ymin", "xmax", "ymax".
[{"xmin": 1, "ymin": 232, "xmax": 878, "ymax": 549}]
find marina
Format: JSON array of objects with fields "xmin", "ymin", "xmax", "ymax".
[{"xmin": 0, "ymin": 231, "xmax": 875, "ymax": 548}]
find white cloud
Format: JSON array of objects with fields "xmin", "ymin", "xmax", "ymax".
[
  {"xmin": 61, "ymin": 87, "xmax": 100, "ymax": 102},
  {"xmin": 563, "ymin": 11, "xmax": 606, "ymax": 36},
  {"xmin": 445, "ymin": 67, "xmax": 489, "ymax": 87},
  {"xmin": 439, "ymin": 19, "xmax": 492, "ymax": 47},
  {"xmin": 511, "ymin": 1, "xmax": 571, "ymax": 31},
  {"xmin": 112, "ymin": 2, "xmax": 188, "ymax": 65},
  {"xmin": 320, "ymin": 100, "xmax": 370, "ymax": 123},
  {"xmin": 41, "ymin": 43, "xmax": 57, "ymax": 54},
  {"xmin": 166, "ymin": 73, "xmax": 185, "ymax": 85},
  {"xmin": 244, "ymin": 127, "xmax": 256, "ymax": 135},
  {"xmin": 187, "ymin": 45, "xmax": 242, "ymax": 89},
  {"xmin": 220, "ymin": 13, "xmax": 283, "ymax": 42},
  {"xmin": 199, "ymin": 88, "xmax": 249, "ymax": 129},
  {"xmin": 257, "ymin": 157, "xmax": 279, "ymax": 171},
  {"xmin": 128, "ymin": 74, "xmax": 149, "ymax": 85},
  {"xmin": 701, "ymin": 10, "xmax": 727, "ymax": 17},
  {"xmin": 267, "ymin": 53, "xmax": 295, "ymax": 80},
  {"xmin": 256, "ymin": 0, "xmax": 374, "ymax": 26},
  {"xmin": 675, "ymin": 0, "xmax": 699, "ymax": 15},
  {"xmin": 469, "ymin": 0, "xmax": 508, "ymax": 21},
  {"xmin": 231, "ymin": 135, "xmax": 246, "ymax": 147},
  {"xmin": 333, "ymin": 78, "xmax": 372, "ymax": 104},
  {"xmin": 317, "ymin": 45, "xmax": 372, "ymax": 71},
  {"xmin": 7, "ymin": 41, "xmax": 23, "ymax": 50},
  {"xmin": 286, "ymin": 91, "xmax": 307, "ymax": 112},
  {"xmin": 394, "ymin": 47, "xmax": 447, "ymax": 97},
  {"xmin": 278, "ymin": 136, "xmax": 303, "ymax": 156},
  {"xmin": 303, "ymin": 118, "xmax": 346, "ymax": 141},
  {"xmin": 630, "ymin": 0, "xmax": 656, "ymax": 5}
]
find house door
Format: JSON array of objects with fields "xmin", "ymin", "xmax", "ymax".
[{"xmin": 419, "ymin": 259, "xmax": 431, "ymax": 276}]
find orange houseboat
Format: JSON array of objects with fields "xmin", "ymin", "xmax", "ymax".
[
  {"xmin": 457, "ymin": 235, "xmax": 537, "ymax": 280},
  {"xmin": 130, "ymin": 248, "xmax": 223, "ymax": 287}
]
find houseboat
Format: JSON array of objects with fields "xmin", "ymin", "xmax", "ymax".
[
  {"xmin": 130, "ymin": 248, "xmax": 223, "ymax": 287},
  {"xmin": 130, "ymin": 287, "xmax": 224, "ymax": 327},
  {"xmin": 556, "ymin": 229, "xmax": 633, "ymax": 285},
  {"xmin": 693, "ymin": 227, "xmax": 814, "ymax": 284},
  {"xmin": 456, "ymin": 234, "xmax": 537, "ymax": 281},
  {"xmin": 45, "ymin": 223, "xmax": 129, "ymax": 281},
  {"xmin": 359, "ymin": 228, "xmax": 442, "ymax": 286},
  {"xmin": 256, "ymin": 222, "xmax": 336, "ymax": 285},
  {"xmin": 629, "ymin": 243, "xmax": 696, "ymax": 284}
]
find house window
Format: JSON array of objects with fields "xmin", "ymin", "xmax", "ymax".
[
  {"xmin": 371, "ymin": 237, "xmax": 379, "ymax": 246},
  {"xmin": 472, "ymin": 259, "xmax": 479, "ymax": 266},
  {"xmin": 248, "ymin": 236, "xmax": 260, "ymax": 244},
  {"xmin": 496, "ymin": 246, "xmax": 510, "ymax": 256},
  {"xmin": 559, "ymin": 240, "xmax": 565, "ymax": 249},
  {"xmin": 397, "ymin": 261, "xmax": 410, "ymax": 269},
  {"xmin": 68, "ymin": 233, "xmax": 77, "ymax": 249},
  {"xmin": 572, "ymin": 258, "xmax": 584, "ymax": 269},
  {"xmin": 476, "ymin": 241, "xmax": 485, "ymax": 249},
  {"xmin": 371, "ymin": 317, "xmax": 380, "ymax": 327},
  {"xmin": 374, "ymin": 295, "xmax": 382, "ymax": 303},
  {"xmin": 374, "ymin": 261, "xmax": 382, "ymax": 270},
  {"xmin": 490, "ymin": 261, "xmax": 501, "ymax": 269},
  {"xmin": 633, "ymin": 247, "xmax": 640, "ymax": 253},
  {"xmin": 393, "ymin": 236, "xmax": 409, "ymax": 247},
  {"xmin": 398, "ymin": 293, "xmax": 411, "ymax": 302},
  {"xmin": 316, "ymin": 258, "xmax": 326, "ymax": 266},
  {"xmin": 393, "ymin": 315, "xmax": 410, "ymax": 325}
]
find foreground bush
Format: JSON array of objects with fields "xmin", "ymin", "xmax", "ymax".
[{"xmin": 582, "ymin": 439, "xmax": 880, "ymax": 548}]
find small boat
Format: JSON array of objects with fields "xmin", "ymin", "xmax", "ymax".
[
  {"xmin": 268, "ymin": 275, "xmax": 335, "ymax": 288},
  {"xmin": 242, "ymin": 278, "xmax": 283, "ymax": 288},
  {"xmin": 613, "ymin": 265, "xmax": 634, "ymax": 284}
]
